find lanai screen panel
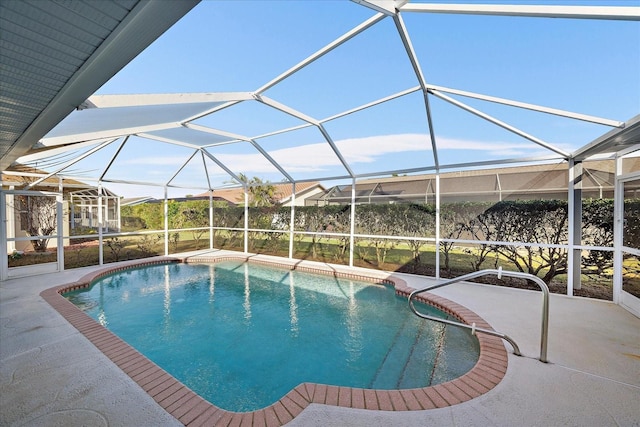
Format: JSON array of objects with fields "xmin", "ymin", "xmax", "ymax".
[
  {"xmin": 427, "ymin": 95, "xmax": 566, "ymax": 167},
  {"xmin": 322, "ymin": 90, "xmax": 435, "ymax": 176},
  {"xmin": 100, "ymin": 137, "xmax": 198, "ymax": 186},
  {"xmin": 262, "ymin": 15, "xmax": 418, "ymax": 120},
  {"xmin": 142, "ymin": 127, "xmax": 235, "ymax": 147},
  {"xmin": 203, "ymin": 140, "xmax": 288, "ymax": 185},
  {"xmin": 193, "ymin": 100, "xmax": 309, "ymax": 141},
  {"xmin": 40, "ymin": 102, "xmax": 225, "ymax": 147},
  {"xmin": 254, "ymin": 126, "xmax": 352, "ymax": 182}
]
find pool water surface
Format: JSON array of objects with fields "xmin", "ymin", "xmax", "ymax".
[{"xmin": 65, "ymin": 261, "xmax": 479, "ymax": 412}]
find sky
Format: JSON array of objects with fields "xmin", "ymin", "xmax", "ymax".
[{"xmin": 36, "ymin": 0, "xmax": 640, "ymax": 198}]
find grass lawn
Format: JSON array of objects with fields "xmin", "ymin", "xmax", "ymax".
[{"xmin": 8, "ymin": 231, "xmax": 639, "ymax": 301}]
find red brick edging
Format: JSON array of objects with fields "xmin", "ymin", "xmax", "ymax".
[{"xmin": 40, "ymin": 256, "xmax": 508, "ymax": 426}]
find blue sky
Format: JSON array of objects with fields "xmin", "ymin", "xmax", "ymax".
[{"xmin": 46, "ymin": 1, "xmax": 640, "ymax": 197}]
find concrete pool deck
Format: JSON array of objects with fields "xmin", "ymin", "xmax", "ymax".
[{"xmin": 1, "ymin": 250, "xmax": 639, "ymax": 426}]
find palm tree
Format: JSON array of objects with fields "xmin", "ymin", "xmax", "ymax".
[{"xmin": 236, "ymin": 174, "xmax": 279, "ymax": 207}]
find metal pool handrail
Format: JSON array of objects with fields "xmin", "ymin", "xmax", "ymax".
[{"xmin": 408, "ymin": 268, "xmax": 549, "ymax": 363}]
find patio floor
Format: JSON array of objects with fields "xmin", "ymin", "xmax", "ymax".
[{"xmin": 1, "ymin": 250, "xmax": 639, "ymax": 426}]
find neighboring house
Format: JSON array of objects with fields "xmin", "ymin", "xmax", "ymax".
[
  {"xmin": 307, "ymin": 160, "xmax": 640, "ymax": 206},
  {"xmin": 1, "ymin": 166, "xmax": 120, "ymax": 252},
  {"xmin": 196, "ymin": 182, "xmax": 325, "ymax": 207}
]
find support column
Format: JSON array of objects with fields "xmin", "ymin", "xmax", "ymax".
[
  {"xmin": 164, "ymin": 187, "xmax": 169, "ymax": 256},
  {"xmin": 244, "ymin": 188, "xmax": 249, "ymax": 253},
  {"xmin": 349, "ymin": 178, "xmax": 356, "ymax": 267},
  {"xmin": 117, "ymin": 195, "xmax": 121, "ymax": 232},
  {"xmin": 57, "ymin": 177, "xmax": 64, "ymax": 271},
  {"xmin": 567, "ymin": 159, "xmax": 582, "ymax": 294},
  {"xmin": 289, "ymin": 183, "xmax": 295, "ymax": 259},
  {"xmin": 209, "ymin": 192, "xmax": 214, "ymax": 249},
  {"xmin": 0, "ymin": 191, "xmax": 8, "ymax": 280},
  {"xmin": 435, "ymin": 174, "xmax": 441, "ymax": 280},
  {"xmin": 98, "ymin": 183, "xmax": 103, "ymax": 265},
  {"xmin": 612, "ymin": 156, "xmax": 624, "ymax": 304}
]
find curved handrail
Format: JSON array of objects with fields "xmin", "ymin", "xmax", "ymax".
[{"xmin": 408, "ymin": 268, "xmax": 549, "ymax": 363}]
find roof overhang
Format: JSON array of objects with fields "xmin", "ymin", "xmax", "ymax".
[
  {"xmin": 0, "ymin": 0, "xmax": 200, "ymax": 171},
  {"xmin": 573, "ymin": 115, "xmax": 640, "ymax": 161}
]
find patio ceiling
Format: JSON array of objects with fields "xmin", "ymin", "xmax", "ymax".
[
  {"xmin": 1, "ymin": 1, "xmax": 638, "ymax": 193},
  {"xmin": 0, "ymin": 0, "xmax": 200, "ymax": 171}
]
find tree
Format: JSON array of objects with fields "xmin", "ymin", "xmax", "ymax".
[
  {"xmin": 15, "ymin": 194, "xmax": 57, "ymax": 252},
  {"xmin": 175, "ymin": 200, "xmax": 209, "ymax": 249},
  {"xmin": 236, "ymin": 174, "xmax": 279, "ymax": 207},
  {"xmin": 482, "ymin": 200, "xmax": 569, "ymax": 284},
  {"xmin": 355, "ymin": 205, "xmax": 404, "ymax": 267},
  {"xmin": 398, "ymin": 204, "xmax": 436, "ymax": 269},
  {"xmin": 582, "ymin": 199, "xmax": 614, "ymax": 275}
]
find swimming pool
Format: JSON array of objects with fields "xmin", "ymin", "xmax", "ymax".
[{"xmin": 64, "ymin": 260, "xmax": 479, "ymax": 412}]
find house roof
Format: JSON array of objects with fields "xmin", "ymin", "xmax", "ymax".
[
  {"xmin": 1, "ymin": 165, "xmax": 92, "ymax": 189},
  {"xmin": 309, "ymin": 159, "xmax": 639, "ymax": 203},
  {"xmin": 196, "ymin": 182, "xmax": 323, "ymax": 205}
]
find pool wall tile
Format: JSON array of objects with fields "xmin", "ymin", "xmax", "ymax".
[{"xmin": 41, "ymin": 254, "xmax": 510, "ymax": 426}]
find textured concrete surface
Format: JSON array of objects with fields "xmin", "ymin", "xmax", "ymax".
[
  {"xmin": 2, "ymin": 252, "xmax": 639, "ymax": 426},
  {"xmin": 1, "ymin": 265, "xmax": 182, "ymax": 427}
]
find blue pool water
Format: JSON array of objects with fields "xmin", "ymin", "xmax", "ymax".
[{"xmin": 65, "ymin": 261, "xmax": 479, "ymax": 412}]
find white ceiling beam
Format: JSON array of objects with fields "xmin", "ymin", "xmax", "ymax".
[
  {"xmin": 252, "ymin": 123, "xmax": 314, "ymax": 141},
  {"xmin": 244, "ymin": 139, "xmax": 294, "ymax": 183},
  {"xmin": 201, "ymin": 151, "xmax": 212, "ymax": 190},
  {"xmin": 400, "ymin": 4, "xmax": 640, "ymax": 21},
  {"xmin": 317, "ymin": 124, "xmax": 355, "ymax": 178},
  {"xmin": 99, "ymin": 136, "xmax": 129, "ymax": 181},
  {"xmin": 201, "ymin": 149, "xmax": 244, "ymax": 185},
  {"xmin": 352, "ymin": 154, "xmax": 564, "ymax": 179},
  {"xmin": 87, "ymin": 92, "xmax": 253, "ymax": 108},
  {"xmin": 393, "ymin": 13, "xmax": 440, "ymax": 169},
  {"xmin": 350, "ymin": 0, "xmax": 408, "ymax": 16},
  {"xmin": 427, "ymin": 85, "xmax": 625, "ymax": 128},
  {"xmin": 254, "ymin": 95, "xmax": 320, "ymax": 125}
]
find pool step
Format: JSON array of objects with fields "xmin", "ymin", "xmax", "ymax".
[{"xmin": 369, "ymin": 318, "xmax": 442, "ymax": 389}]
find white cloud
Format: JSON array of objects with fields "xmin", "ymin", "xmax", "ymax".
[{"xmin": 119, "ymin": 133, "xmax": 557, "ymax": 176}]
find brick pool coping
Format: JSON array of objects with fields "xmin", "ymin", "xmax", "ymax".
[{"xmin": 40, "ymin": 255, "xmax": 508, "ymax": 427}]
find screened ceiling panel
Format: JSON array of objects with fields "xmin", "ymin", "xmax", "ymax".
[
  {"xmin": 4, "ymin": 1, "xmax": 638, "ymax": 196},
  {"xmin": 262, "ymin": 16, "xmax": 419, "ymax": 119},
  {"xmin": 404, "ymin": 12, "xmax": 640, "ymax": 119},
  {"xmin": 142, "ymin": 126, "xmax": 236, "ymax": 147},
  {"xmin": 446, "ymin": 94, "xmax": 620, "ymax": 155},
  {"xmin": 255, "ymin": 126, "xmax": 351, "ymax": 181},
  {"xmin": 203, "ymin": 140, "xmax": 288, "ymax": 184},
  {"xmin": 41, "ymin": 102, "xmax": 225, "ymax": 146},
  {"xmin": 322, "ymin": 90, "xmax": 435, "ymax": 175},
  {"xmin": 193, "ymin": 100, "xmax": 308, "ymax": 139},
  {"xmin": 27, "ymin": 138, "xmax": 125, "ymax": 181},
  {"xmin": 101, "ymin": 136, "xmax": 198, "ymax": 185},
  {"xmin": 167, "ymin": 151, "xmax": 211, "ymax": 190},
  {"xmin": 429, "ymin": 95, "xmax": 566, "ymax": 167},
  {"xmin": 202, "ymin": 155, "xmax": 242, "ymax": 189}
]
